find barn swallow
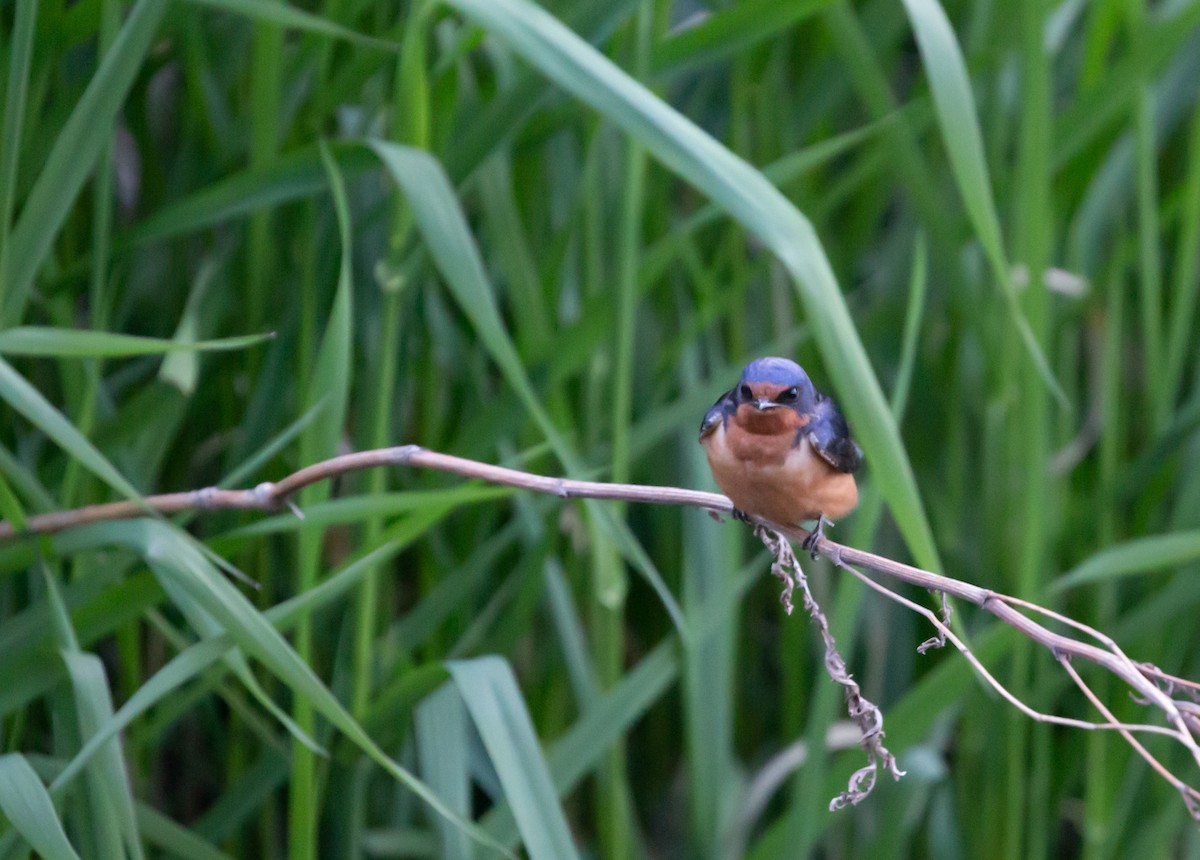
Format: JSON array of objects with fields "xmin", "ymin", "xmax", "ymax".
[{"xmin": 699, "ymin": 357, "xmax": 861, "ymax": 554}]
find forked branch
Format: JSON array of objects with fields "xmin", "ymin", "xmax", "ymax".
[{"xmin": 3, "ymin": 444, "xmax": 1198, "ymax": 818}]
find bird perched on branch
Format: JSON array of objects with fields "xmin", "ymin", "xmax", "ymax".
[{"xmin": 700, "ymin": 357, "xmax": 862, "ymax": 553}]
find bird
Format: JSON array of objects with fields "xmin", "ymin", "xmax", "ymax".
[{"xmin": 699, "ymin": 357, "xmax": 862, "ymax": 554}]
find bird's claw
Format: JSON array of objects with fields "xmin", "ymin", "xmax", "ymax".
[
  {"xmin": 731, "ymin": 507, "xmax": 753, "ymax": 524},
  {"xmin": 801, "ymin": 515, "xmax": 830, "ymax": 560}
]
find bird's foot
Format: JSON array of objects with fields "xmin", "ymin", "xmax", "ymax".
[
  {"xmin": 800, "ymin": 515, "xmax": 830, "ymax": 560},
  {"xmin": 731, "ymin": 507, "xmax": 753, "ymax": 524}
]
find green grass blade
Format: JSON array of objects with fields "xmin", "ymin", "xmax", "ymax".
[
  {"xmin": 439, "ymin": 0, "xmax": 940, "ymax": 570},
  {"xmin": 367, "ymin": 140, "xmax": 570, "ymax": 460},
  {"xmin": 183, "ymin": 0, "xmax": 399, "ymax": 52},
  {"xmin": 145, "ymin": 549, "xmax": 325, "ymax": 756},
  {"xmin": 541, "ymin": 558, "xmax": 600, "ymax": 705},
  {"xmin": 40, "ymin": 561, "xmax": 81, "ymax": 652},
  {"xmin": 639, "ymin": 114, "xmax": 896, "ymax": 285},
  {"xmin": 898, "ymin": 0, "xmax": 1066, "ymax": 407},
  {"xmin": 61, "ymin": 652, "xmax": 144, "ymax": 860},
  {"xmin": 1055, "ymin": 4, "xmax": 1200, "ymax": 168},
  {"xmin": 301, "ymin": 140, "xmax": 355, "ymax": 465},
  {"xmin": 190, "ymin": 752, "xmax": 289, "ymax": 845},
  {"xmin": 121, "ymin": 143, "xmax": 376, "ymax": 251},
  {"xmin": 415, "ymin": 684, "xmax": 475, "ymax": 860},
  {"xmin": 448, "ymin": 657, "xmax": 581, "ymax": 860},
  {"xmin": 0, "ymin": 0, "xmax": 38, "ymax": 293},
  {"xmin": 476, "ymin": 155, "xmax": 551, "ymax": 351},
  {"xmin": 481, "ymin": 642, "xmax": 678, "ymax": 848},
  {"xmin": 1163, "ymin": 106, "xmax": 1200, "ymax": 409},
  {"xmin": 133, "ymin": 804, "xmax": 234, "ymax": 860},
  {"xmin": 653, "ymin": 0, "xmax": 834, "ymax": 76},
  {"xmin": 52, "ymin": 520, "xmax": 511, "ymax": 858},
  {"xmin": 0, "ymin": 357, "xmax": 141, "ymax": 502},
  {"xmin": 368, "ymin": 139, "xmax": 688, "ymax": 633},
  {"xmin": 0, "ymin": 440, "xmax": 55, "ymax": 512},
  {"xmin": 443, "ymin": 0, "xmax": 640, "ymax": 183},
  {"xmin": 288, "ymin": 137, "xmax": 357, "ymax": 860},
  {"xmin": 1053, "ymin": 531, "xmax": 1200, "ymax": 592},
  {"xmin": 820, "ymin": 2, "xmax": 951, "ymax": 239},
  {"xmin": 1129, "ymin": 14, "xmax": 1164, "ymax": 427},
  {"xmin": 1, "ymin": 0, "xmax": 168, "ymax": 323},
  {"xmin": 0, "ymin": 754, "xmax": 81, "ymax": 860},
  {"xmin": 0, "ymin": 327, "xmax": 273, "ymax": 358},
  {"xmin": 51, "ymin": 636, "xmax": 231, "ymax": 797},
  {"xmin": 50, "ymin": 536, "xmax": 422, "ymax": 796},
  {"xmin": 388, "ymin": 520, "xmax": 521, "ymax": 653},
  {"xmin": 891, "ymin": 235, "xmax": 928, "ymax": 418},
  {"xmin": 214, "ymin": 398, "xmax": 330, "ymax": 491},
  {"xmin": 156, "ymin": 254, "xmax": 225, "ymax": 396},
  {"xmin": 898, "ymin": 0, "xmax": 999, "ymax": 251},
  {"xmin": 677, "ymin": 356, "xmax": 739, "ymax": 850}
]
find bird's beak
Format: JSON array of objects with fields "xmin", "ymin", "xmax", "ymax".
[{"xmin": 754, "ymin": 398, "xmax": 780, "ymax": 411}]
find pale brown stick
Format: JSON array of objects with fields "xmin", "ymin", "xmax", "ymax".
[
  {"xmin": 4, "ymin": 443, "xmax": 1199, "ymax": 817},
  {"xmin": 842, "ymin": 563, "xmax": 1182, "ymax": 740},
  {"xmin": 0, "ymin": 446, "xmax": 722, "ymax": 539},
  {"xmin": 1059, "ymin": 656, "xmax": 1200, "ymax": 818}
]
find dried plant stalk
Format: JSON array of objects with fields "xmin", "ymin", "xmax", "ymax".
[
  {"xmin": 753, "ymin": 525, "xmax": 904, "ymax": 809},
  {"xmin": 3, "ymin": 444, "xmax": 1199, "ymax": 818}
]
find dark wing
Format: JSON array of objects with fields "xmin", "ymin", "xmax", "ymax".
[
  {"xmin": 699, "ymin": 388, "xmax": 736, "ymax": 441},
  {"xmin": 803, "ymin": 393, "xmax": 863, "ymax": 473}
]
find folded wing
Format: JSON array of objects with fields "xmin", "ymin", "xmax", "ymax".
[
  {"xmin": 699, "ymin": 389, "xmax": 735, "ymax": 440},
  {"xmin": 803, "ymin": 394, "xmax": 863, "ymax": 473}
]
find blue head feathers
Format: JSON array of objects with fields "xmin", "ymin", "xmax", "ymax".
[{"xmin": 739, "ymin": 357, "xmax": 811, "ymax": 388}]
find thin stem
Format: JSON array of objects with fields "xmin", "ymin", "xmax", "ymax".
[{"xmin": 6, "ymin": 443, "xmax": 1200, "ymax": 820}]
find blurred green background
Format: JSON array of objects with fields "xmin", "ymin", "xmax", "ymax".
[{"xmin": 2, "ymin": 0, "xmax": 1200, "ymax": 856}]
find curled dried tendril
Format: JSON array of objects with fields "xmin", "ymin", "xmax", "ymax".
[{"xmin": 753, "ymin": 526, "xmax": 905, "ymax": 809}]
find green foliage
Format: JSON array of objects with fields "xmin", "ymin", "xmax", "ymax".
[
  {"xmin": 0, "ymin": 756, "xmax": 81, "ymax": 860},
  {"xmin": 1, "ymin": 0, "xmax": 1199, "ymax": 856}
]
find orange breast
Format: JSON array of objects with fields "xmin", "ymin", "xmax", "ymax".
[{"xmin": 701, "ymin": 420, "xmax": 858, "ymax": 525}]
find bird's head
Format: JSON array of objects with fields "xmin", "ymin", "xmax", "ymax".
[{"xmin": 730, "ymin": 358, "xmax": 817, "ymax": 434}]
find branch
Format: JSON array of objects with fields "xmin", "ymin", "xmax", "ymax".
[
  {"xmin": 753, "ymin": 524, "xmax": 905, "ymax": 810},
  {"xmin": 5, "ymin": 444, "xmax": 1199, "ymax": 819}
]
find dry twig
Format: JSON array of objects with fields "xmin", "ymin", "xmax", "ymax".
[
  {"xmin": 4, "ymin": 444, "xmax": 1200, "ymax": 818},
  {"xmin": 752, "ymin": 525, "xmax": 904, "ymax": 809}
]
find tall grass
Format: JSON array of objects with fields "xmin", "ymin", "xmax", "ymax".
[{"xmin": 1, "ymin": 0, "xmax": 1199, "ymax": 856}]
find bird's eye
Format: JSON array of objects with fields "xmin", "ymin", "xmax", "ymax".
[
  {"xmin": 778, "ymin": 387, "xmax": 799, "ymax": 403},
  {"xmin": 739, "ymin": 384, "xmax": 753, "ymax": 401}
]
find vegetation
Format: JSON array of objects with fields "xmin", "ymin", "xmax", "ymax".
[{"xmin": 2, "ymin": 0, "xmax": 1200, "ymax": 856}]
